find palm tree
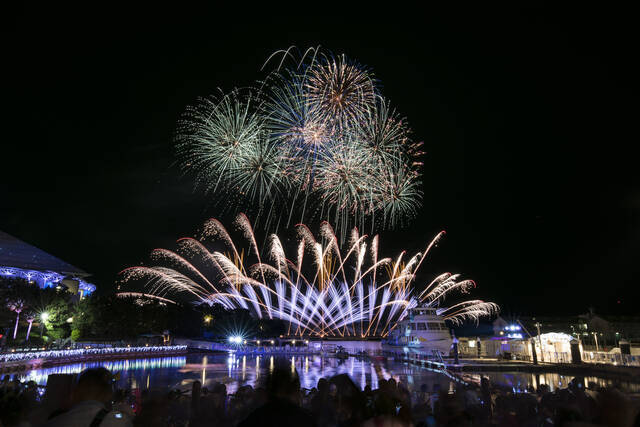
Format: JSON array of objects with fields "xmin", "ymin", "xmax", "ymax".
[
  {"xmin": 7, "ymin": 299, "xmax": 25, "ymax": 340},
  {"xmin": 25, "ymin": 311, "xmax": 37, "ymax": 341}
]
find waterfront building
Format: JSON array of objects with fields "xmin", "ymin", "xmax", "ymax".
[
  {"xmin": 0, "ymin": 230, "xmax": 95, "ymax": 297},
  {"xmin": 518, "ymin": 313, "xmax": 640, "ymax": 351},
  {"xmin": 458, "ymin": 314, "xmax": 640, "ymax": 366}
]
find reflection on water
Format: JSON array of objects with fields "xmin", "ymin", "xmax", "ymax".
[
  {"xmin": 460, "ymin": 371, "xmax": 640, "ymax": 394},
  {"xmin": 10, "ymin": 353, "xmax": 640, "ymax": 395},
  {"xmin": 9, "ymin": 357, "xmax": 187, "ymax": 390},
  {"xmin": 176, "ymin": 354, "xmax": 406, "ymax": 394}
]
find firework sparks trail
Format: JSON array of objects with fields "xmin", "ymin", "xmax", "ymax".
[
  {"xmin": 119, "ymin": 215, "xmax": 498, "ymax": 337},
  {"xmin": 177, "ymin": 47, "xmax": 424, "ymax": 242}
]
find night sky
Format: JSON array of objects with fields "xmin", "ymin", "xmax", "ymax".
[{"xmin": 3, "ymin": 6, "xmax": 636, "ymax": 316}]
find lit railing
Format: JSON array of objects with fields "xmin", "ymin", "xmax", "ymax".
[
  {"xmin": 582, "ymin": 351, "xmax": 640, "ymax": 367},
  {"xmin": 0, "ymin": 345, "xmax": 187, "ymax": 363},
  {"xmin": 540, "ymin": 352, "xmax": 571, "ymax": 364}
]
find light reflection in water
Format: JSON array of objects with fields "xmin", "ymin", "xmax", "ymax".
[
  {"xmin": 10, "ymin": 356, "xmax": 187, "ymax": 388},
  {"xmin": 255, "ymin": 356, "xmax": 260, "ymax": 380},
  {"xmin": 202, "ymin": 355, "xmax": 208, "ymax": 384},
  {"xmin": 459, "ymin": 371, "xmax": 640, "ymax": 394},
  {"xmin": 12, "ymin": 353, "xmax": 640, "ymax": 396}
]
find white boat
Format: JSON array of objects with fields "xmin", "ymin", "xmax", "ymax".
[{"xmin": 382, "ymin": 306, "xmax": 453, "ymax": 356}]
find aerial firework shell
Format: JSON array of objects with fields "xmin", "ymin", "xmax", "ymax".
[
  {"xmin": 378, "ymin": 166, "xmax": 422, "ymax": 228},
  {"xmin": 312, "ymin": 139, "xmax": 379, "ymax": 232},
  {"xmin": 176, "ymin": 90, "xmax": 263, "ymax": 183},
  {"xmin": 353, "ymin": 99, "xmax": 423, "ymax": 228},
  {"xmin": 177, "ymin": 48, "xmax": 424, "ymax": 241},
  {"xmin": 261, "ymin": 70, "xmax": 333, "ymax": 196},
  {"xmin": 176, "ymin": 89, "xmax": 285, "ymax": 211},
  {"xmin": 304, "ymin": 53, "xmax": 377, "ymax": 132},
  {"xmin": 355, "ymin": 98, "xmax": 415, "ymax": 167},
  {"xmin": 262, "ymin": 70, "xmax": 333, "ymax": 156}
]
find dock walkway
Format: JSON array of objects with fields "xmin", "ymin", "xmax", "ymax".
[{"xmin": 393, "ymin": 353, "xmax": 640, "ymax": 379}]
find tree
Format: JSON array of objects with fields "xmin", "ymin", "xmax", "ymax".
[
  {"xmin": 6, "ymin": 299, "xmax": 25, "ymax": 340},
  {"xmin": 42, "ymin": 298, "xmax": 73, "ymax": 341},
  {"xmin": 70, "ymin": 295, "xmax": 202, "ymax": 341},
  {"xmin": 1, "ymin": 278, "xmax": 78, "ymax": 343},
  {"xmin": 25, "ymin": 311, "xmax": 37, "ymax": 341}
]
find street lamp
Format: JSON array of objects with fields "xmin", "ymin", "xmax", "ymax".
[
  {"xmin": 592, "ymin": 332, "xmax": 600, "ymax": 352},
  {"xmin": 534, "ymin": 322, "xmax": 544, "ymax": 362},
  {"xmin": 40, "ymin": 312, "xmax": 49, "ymax": 340}
]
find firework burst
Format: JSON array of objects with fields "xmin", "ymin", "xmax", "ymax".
[
  {"xmin": 304, "ymin": 52, "xmax": 377, "ymax": 131},
  {"xmin": 177, "ymin": 47, "xmax": 423, "ymax": 241},
  {"xmin": 176, "ymin": 89, "xmax": 285, "ymax": 212},
  {"xmin": 119, "ymin": 215, "xmax": 498, "ymax": 337}
]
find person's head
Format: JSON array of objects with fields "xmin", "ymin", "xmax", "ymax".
[
  {"xmin": 317, "ymin": 377, "xmax": 328, "ymax": 394},
  {"xmin": 266, "ymin": 365, "xmax": 301, "ymax": 404},
  {"xmin": 72, "ymin": 368, "xmax": 114, "ymax": 405},
  {"xmin": 538, "ymin": 384, "xmax": 550, "ymax": 394},
  {"xmin": 330, "ymin": 374, "xmax": 365, "ymax": 423},
  {"xmin": 420, "ymin": 383, "xmax": 428, "ymax": 393},
  {"xmin": 594, "ymin": 387, "xmax": 635, "ymax": 427},
  {"xmin": 135, "ymin": 393, "xmax": 171, "ymax": 425},
  {"xmin": 329, "ymin": 383, "xmax": 338, "ymax": 397},
  {"xmin": 554, "ymin": 406, "xmax": 584, "ymax": 426},
  {"xmin": 0, "ymin": 392, "xmax": 25, "ymax": 427},
  {"xmin": 212, "ymin": 382, "xmax": 227, "ymax": 396},
  {"xmin": 210, "ymin": 382, "xmax": 227, "ymax": 407}
]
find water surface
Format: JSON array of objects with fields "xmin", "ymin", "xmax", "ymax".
[{"xmin": 11, "ymin": 353, "xmax": 640, "ymax": 395}]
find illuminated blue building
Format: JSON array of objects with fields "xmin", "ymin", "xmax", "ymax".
[{"xmin": 0, "ymin": 230, "xmax": 95, "ymax": 297}]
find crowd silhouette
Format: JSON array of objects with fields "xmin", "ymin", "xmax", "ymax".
[{"xmin": 1, "ymin": 362, "xmax": 639, "ymax": 426}]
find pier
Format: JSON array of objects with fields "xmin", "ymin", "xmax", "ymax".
[{"xmin": 388, "ymin": 351, "xmax": 640, "ymax": 381}]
